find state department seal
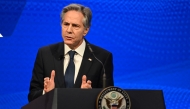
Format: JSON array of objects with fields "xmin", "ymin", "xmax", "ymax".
[{"xmin": 96, "ymin": 86, "xmax": 131, "ymax": 109}]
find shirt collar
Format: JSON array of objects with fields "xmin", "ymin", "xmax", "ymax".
[{"xmin": 64, "ymin": 39, "xmax": 86, "ymax": 57}]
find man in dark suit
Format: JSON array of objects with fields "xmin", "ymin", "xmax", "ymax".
[{"xmin": 28, "ymin": 3, "xmax": 114, "ymax": 102}]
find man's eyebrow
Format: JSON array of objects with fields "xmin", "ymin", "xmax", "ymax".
[
  {"xmin": 72, "ymin": 23, "xmax": 80, "ymax": 26},
  {"xmin": 63, "ymin": 21, "xmax": 69, "ymax": 24},
  {"xmin": 63, "ymin": 22, "xmax": 79, "ymax": 25}
]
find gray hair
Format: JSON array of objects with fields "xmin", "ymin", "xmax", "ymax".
[{"xmin": 60, "ymin": 4, "xmax": 92, "ymax": 28}]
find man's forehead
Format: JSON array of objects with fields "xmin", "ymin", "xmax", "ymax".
[
  {"xmin": 64, "ymin": 11, "xmax": 84, "ymax": 19},
  {"xmin": 63, "ymin": 11, "xmax": 84, "ymax": 24}
]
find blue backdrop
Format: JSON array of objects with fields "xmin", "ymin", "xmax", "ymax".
[{"xmin": 0, "ymin": 0, "xmax": 190, "ymax": 108}]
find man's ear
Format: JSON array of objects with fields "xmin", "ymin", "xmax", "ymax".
[{"xmin": 83, "ymin": 28, "xmax": 90, "ymax": 36}]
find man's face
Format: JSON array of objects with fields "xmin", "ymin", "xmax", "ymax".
[{"xmin": 61, "ymin": 10, "xmax": 89, "ymax": 49}]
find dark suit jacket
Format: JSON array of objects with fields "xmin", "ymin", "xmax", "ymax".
[{"xmin": 28, "ymin": 40, "xmax": 114, "ymax": 102}]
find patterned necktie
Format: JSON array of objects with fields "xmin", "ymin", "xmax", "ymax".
[{"xmin": 65, "ymin": 50, "xmax": 76, "ymax": 88}]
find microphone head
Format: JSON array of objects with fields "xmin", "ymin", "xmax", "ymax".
[{"xmin": 87, "ymin": 43, "xmax": 94, "ymax": 53}]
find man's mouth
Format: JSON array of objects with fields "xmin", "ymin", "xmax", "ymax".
[{"xmin": 65, "ymin": 36, "xmax": 73, "ymax": 39}]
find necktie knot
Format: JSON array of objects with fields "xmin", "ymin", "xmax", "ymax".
[{"xmin": 68, "ymin": 50, "xmax": 76, "ymax": 60}]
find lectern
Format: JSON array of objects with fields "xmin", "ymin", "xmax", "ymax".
[{"xmin": 22, "ymin": 88, "xmax": 166, "ymax": 109}]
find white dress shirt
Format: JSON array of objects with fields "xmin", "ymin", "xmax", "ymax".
[{"xmin": 64, "ymin": 39, "xmax": 86, "ymax": 83}]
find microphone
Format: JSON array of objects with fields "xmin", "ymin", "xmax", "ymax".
[{"xmin": 87, "ymin": 43, "xmax": 106, "ymax": 88}]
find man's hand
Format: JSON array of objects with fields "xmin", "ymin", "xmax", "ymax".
[
  {"xmin": 81, "ymin": 75, "xmax": 92, "ymax": 89},
  {"xmin": 44, "ymin": 70, "xmax": 55, "ymax": 93}
]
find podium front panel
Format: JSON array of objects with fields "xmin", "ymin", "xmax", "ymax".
[{"xmin": 22, "ymin": 88, "xmax": 165, "ymax": 109}]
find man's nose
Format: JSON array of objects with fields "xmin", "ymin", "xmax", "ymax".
[{"xmin": 66, "ymin": 25, "xmax": 73, "ymax": 33}]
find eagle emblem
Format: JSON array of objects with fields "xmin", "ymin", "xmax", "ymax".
[
  {"xmin": 96, "ymin": 86, "xmax": 131, "ymax": 109},
  {"xmin": 104, "ymin": 94, "xmax": 124, "ymax": 109}
]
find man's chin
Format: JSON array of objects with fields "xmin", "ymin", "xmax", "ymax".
[{"xmin": 64, "ymin": 41, "xmax": 73, "ymax": 45}]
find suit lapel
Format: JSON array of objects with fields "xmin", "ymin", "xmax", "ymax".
[
  {"xmin": 51, "ymin": 42, "xmax": 66, "ymax": 88},
  {"xmin": 74, "ymin": 45, "xmax": 94, "ymax": 87}
]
